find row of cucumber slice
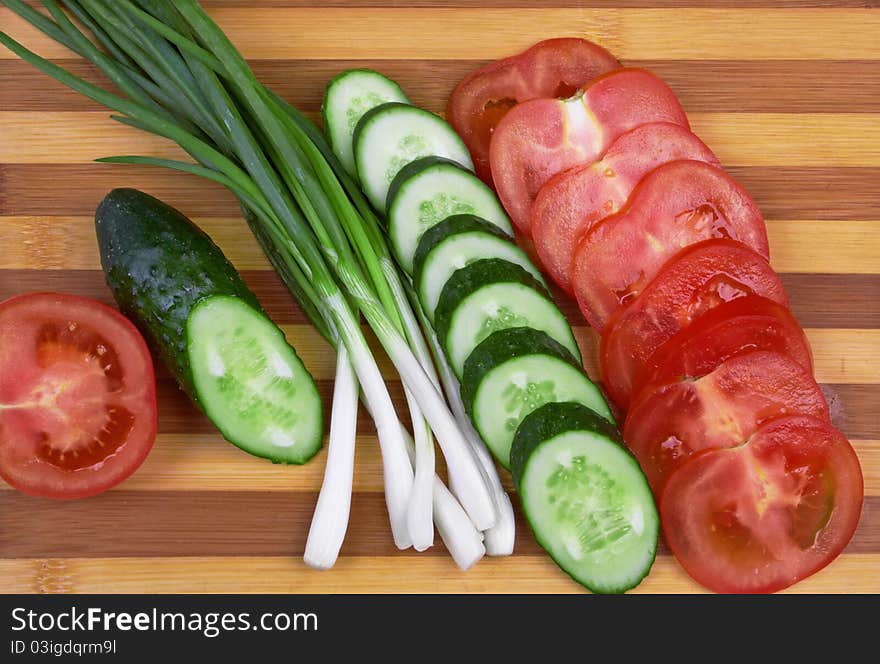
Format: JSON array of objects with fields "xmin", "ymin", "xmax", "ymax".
[{"xmin": 323, "ymin": 69, "xmax": 658, "ymax": 593}]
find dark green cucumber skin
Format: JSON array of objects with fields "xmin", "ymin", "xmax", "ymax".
[
  {"xmin": 95, "ymin": 188, "xmax": 262, "ymax": 401},
  {"xmin": 434, "ymin": 258, "xmax": 553, "ymax": 351},
  {"xmin": 460, "ymin": 327, "xmax": 582, "ymax": 420},
  {"xmin": 510, "ymin": 401, "xmax": 623, "ymax": 491},
  {"xmin": 385, "ymin": 155, "xmax": 473, "ymax": 216},
  {"xmin": 411, "ymin": 213, "xmax": 514, "ymax": 291}
]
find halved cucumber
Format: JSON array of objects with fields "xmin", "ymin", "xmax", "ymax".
[
  {"xmin": 187, "ymin": 295, "xmax": 323, "ymax": 464},
  {"xmin": 353, "ymin": 103, "xmax": 473, "ymax": 212},
  {"xmin": 322, "ymin": 69, "xmax": 410, "ymax": 180},
  {"xmin": 461, "ymin": 328, "xmax": 612, "ymax": 468},
  {"xmin": 435, "ymin": 258, "xmax": 581, "ymax": 377},
  {"xmin": 413, "ymin": 214, "xmax": 543, "ymax": 322},
  {"xmin": 387, "ymin": 157, "xmax": 512, "ymax": 273},
  {"xmin": 511, "ymin": 402, "xmax": 658, "ymax": 594}
]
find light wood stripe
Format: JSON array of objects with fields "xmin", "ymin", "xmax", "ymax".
[
  {"xmin": 2, "ymin": 216, "xmax": 877, "ymax": 274},
  {"xmin": 3, "ymin": 112, "xmax": 878, "ymax": 166},
  {"xmin": 766, "ymin": 221, "xmax": 880, "ymax": 274},
  {"xmin": 3, "ymin": 8, "xmax": 880, "ymax": 60},
  {"xmin": 1, "ymin": 436, "xmax": 875, "ymax": 495},
  {"xmin": 572, "ymin": 328, "xmax": 880, "ymax": 385},
  {"xmin": 0, "ymin": 554, "xmax": 874, "ymax": 594}
]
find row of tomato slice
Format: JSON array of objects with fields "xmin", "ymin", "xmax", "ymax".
[{"xmin": 446, "ymin": 38, "xmax": 864, "ymax": 593}]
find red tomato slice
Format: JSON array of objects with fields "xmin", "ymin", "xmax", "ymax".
[
  {"xmin": 0, "ymin": 292, "xmax": 157, "ymax": 499},
  {"xmin": 632, "ymin": 295, "xmax": 813, "ymax": 402},
  {"xmin": 600, "ymin": 239, "xmax": 788, "ymax": 411},
  {"xmin": 624, "ymin": 350, "xmax": 829, "ymax": 494},
  {"xmin": 531, "ymin": 122, "xmax": 718, "ymax": 293},
  {"xmin": 446, "ymin": 38, "xmax": 619, "ymax": 184},
  {"xmin": 661, "ymin": 414, "xmax": 863, "ymax": 594},
  {"xmin": 572, "ymin": 160, "xmax": 769, "ymax": 332},
  {"xmin": 490, "ymin": 68, "xmax": 689, "ymax": 235}
]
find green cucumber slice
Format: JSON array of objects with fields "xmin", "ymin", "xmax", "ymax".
[
  {"xmin": 353, "ymin": 103, "xmax": 473, "ymax": 212},
  {"xmin": 413, "ymin": 214, "xmax": 543, "ymax": 322},
  {"xmin": 461, "ymin": 328, "xmax": 613, "ymax": 468},
  {"xmin": 511, "ymin": 402, "xmax": 658, "ymax": 594},
  {"xmin": 387, "ymin": 157, "xmax": 512, "ymax": 273},
  {"xmin": 187, "ymin": 295, "xmax": 323, "ymax": 464},
  {"xmin": 435, "ymin": 258, "xmax": 580, "ymax": 377},
  {"xmin": 322, "ymin": 69, "xmax": 410, "ymax": 180}
]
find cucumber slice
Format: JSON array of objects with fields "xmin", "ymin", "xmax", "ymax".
[
  {"xmin": 387, "ymin": 157, "xmax": 512, "ymax": 273},
  {"xmin": 187, "ymin": 295, "xmax": 323, "ymax": 464},
  {"xmin": 413, "ymin": 214, "xmax": 542, "ymax": 322},
  {"xmin": 322, "ymin": 69, "xmax": 410, "ymax": 180},
  {"xmin": 461, "ymin": 328, "xmax": 613, "ymax": 468},
  {"xmin": 435, "ymin": 258, "xmax": 581, "ymax": 377},
  {"xmin": 511, "ymin": 402, "xmax": 658, "ymax": 594},
  {"xmin": 353, "ymin": 103, "xmax": 473, "ymax": 212}
]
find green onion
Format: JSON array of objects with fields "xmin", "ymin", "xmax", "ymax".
[{"xmin": 0, "ymin": 0, "xmax": 499, "ymax": 566}]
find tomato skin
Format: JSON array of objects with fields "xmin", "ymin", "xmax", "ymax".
[
  {"xmin": 600, "ymin": 239, "xmax": 787, "ymax": 411},
  {"xmin": 660, "ymin": 415, "xmax": 863, "ymax": 594},
  {"xmin": 632, "ymin": 295, "xmax": 813, "ymax": 403},
  {"xmin": 0, "ymin": 292, "xmax": 157, "ymax": 499},
  {"xmin": 446, "ymin": 38, "xmax": 619, "ymax": 184},
  {"xmin": 531, "ymin": 122, "xmax": 718, "ymax": 293},
  {"xmin": 490, "ymin": 68, "xmax": 688, "ymax": 235},
  {"xmin": 572, "ymin": 160, "xmax": 769, "ymax": 332},
  {"xmin": 623, "ymin": 350, "xmax": 829, "ymax": 494}
]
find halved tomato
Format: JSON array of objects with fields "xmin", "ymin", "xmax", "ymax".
[
  {"xmin": 600, "ymin": 239, "xmax": 787, "ymax": 411},
  {"xmin": 632, "ymin": 295, "xmax": 813, "ymax": 402},
  {"xmin": 572, "ymin": 160, "xmax": 769, "ymax": 331},
  {"xmin": 661, "ymin": 414, "xmax": 863, "ymax": 594},
  {"xmin": 0, "ymin": 292, "xmax": 157, "ymax": 499},
  {"xmin": 531, "ymin": 122, "xmax": 718, "ymax": 293},
  {"xmin": 489, "ymin": 68, "xmax": 689, "ymax": 234},
  {"xmin": 446, "ymin": 38, "xmax": 619, "ymax": 184},
  {"xmin": 624, "ymin": 350, "xmax": 829, "ymax": 494}
]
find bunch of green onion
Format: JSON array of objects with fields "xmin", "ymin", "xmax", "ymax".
[{"xmin": 0, "ymin": 0, "xmax": 515, "ymax": 568}]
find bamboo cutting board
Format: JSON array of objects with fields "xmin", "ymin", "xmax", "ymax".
[{"xmin": 0, "ymin": 1, "xmax": 878, "ymax": 594}]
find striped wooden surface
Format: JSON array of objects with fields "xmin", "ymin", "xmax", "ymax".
[{"xmin": 0, "ymin": 1, "xmax": 878, "ymax": 594}]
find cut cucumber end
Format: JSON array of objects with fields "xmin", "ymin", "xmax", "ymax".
[
  {"xmin": 512, "ymin": 403, "xmax": 658, "ymax": 594},
  {"xmin": 186, "ymin": 295, "xmax": 323, "ymax": 464}
]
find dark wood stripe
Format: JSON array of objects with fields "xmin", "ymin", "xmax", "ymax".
[
  {"xmin": 0, "ymin": 488, "xmax": 870, "ymax": 560},
  {"xmin": 2, "ymin": 269, "xmax": 878, "ymax": 330},
  {"xmin": 1, "ymin": 268, "xmax": 878, "ymax": 332},
  {"xmin": 3, "ymin": 163, "xmax": 879, "ymax": 221},
  {"xmin": 821, "ymin": 384, "xmax": 880, "ymax": 440},
  {"xmin": 0, "ymin": 489, "xmax": 874, "ymax": 558},
  {"xmin": 3, "ymin": 59, "xmax": 879, "ymax": 113}
]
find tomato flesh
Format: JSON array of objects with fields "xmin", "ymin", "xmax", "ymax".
[
  {"xmin": 446, "ymin": 38, "xmax": 619, "ymax": 184},
  {"xmin": 600, "ymin": 239, "xmax": 788, "ymax": 411},
  {"xmin": 624, "ymin": 350, "xmax": 829, "ymax": 494},
  {"xmin": 490, "ymin": 68, "xmax": 689, "ymax": 235},
  {"xmin": 531, "ymin": 122, "xmax": 718, "ymax": 293},
  {"xmin": 572, "ymin": 160, "xmax": 769, "ymax": 332},
  {"xmin": 0, "ymin": 292, "xmax": 157, "ymax": 498},
  {"xmin": 632, "ymin": 295, "xmax": 813, "ymax": 402},
  {"xmin": 661, "ymin": 415, "xmax": 863, "ymax": 594}
]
